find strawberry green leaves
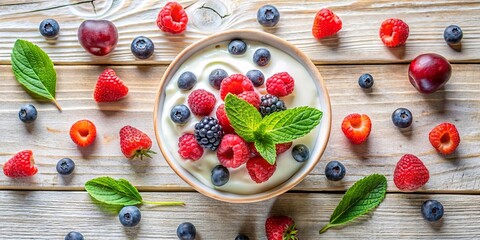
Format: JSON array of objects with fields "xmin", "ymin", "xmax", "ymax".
[
  {"xmin": 319, "ymin": 174, "xmax": 387, "ymax": 234},
  {"xmin": 11, "ymin": 39, "xmax": 61, "ymax": 110}
]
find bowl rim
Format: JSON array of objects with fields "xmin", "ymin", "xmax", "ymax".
[{"xmin": 153, "ymin": 29, "xmax": 332, "ymax": 203}]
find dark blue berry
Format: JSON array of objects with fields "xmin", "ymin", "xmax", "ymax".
[
  {"xmin": 131, "ymin": 36, "xmax": 154, "ymax": 59},
  {"xmin": 259, "ymin": 94, "xmax": 286, "ymax": 116},
  {"xmin": 325, "ymin": 161, "xmax": 346, "ymax": 181},
  {"xmin": 177, "ymin": 222, "xmax": 196, "ymax": 240},
  {"xmin": 235, "ymin": 234, "xmax": 250, "ymax": 240},
  {"xmin": 228, "ymin": 39, "xmax": 247, "ymax": 55},
  {"xmin": 246, "ymin": 69, "xmax": 265, "ymax": 87},
  {"xmin": 209, "ymin": 68, "xmax": 228, "ymax": 89},
  {"xmin": 292, "ymin": 144, "xmax": 310, "ymax": 162},
  {"xmin": 119, "ymin": 206, "xmax": 141, "ymax": 227},
  {"xmin": 257, "ymin": 5, "xmax": 280, "ymax": 27},
  {"xmin": 56, "ymin": 158, "xmax": 75, "ymax": 175},
  {"xmin": 177, "ymin": 71, "xmax": 197, "ymax": 90},
  {"xmin": 170, "ymin": 104, "xmax": 191, "ymax": 124},
  {"xmin": 421, "ymin": 200, "xmax": 444, "ymax": 222},
  {"xmin": 392, "ymin": 108, "xmax": 413, "ymax": 128},
  {"xmin": 65, "ymin": 231, "xmax": 84, "ymax": 240},
  {"xmin": 444, "ymin": 25, "xmax": 463, "ymax": 44},
  {"xmin": 253, "ymin": 48, "xmax": 271, "ymax": 66},
  {"xmin": 358, "ymin": 73, "xmax": 374, "ymax": 89},
  {"xmin": 211, "ymin": 165, "xmax": 229, "ymax": 186},
  {"xmin": 39, "ymin": 19, "xmax": 60, "ymax": 39},
  {"xmin": 19, "ymin": 104, "xmax": 37, "ymax": 123},
  {"xmin": 194, "ymin": 117, "xmax": 223, "ymax": 151}
]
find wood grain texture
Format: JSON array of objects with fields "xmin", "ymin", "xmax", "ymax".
[
  {"xmin": 0, "ymin": 0, "xmax": 479, "ymax": 64},
  {"xmin": 0, "ymin": 64, "xmax": 478, "ymax": 192}
]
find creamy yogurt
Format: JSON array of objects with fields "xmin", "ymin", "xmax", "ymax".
[{"xmin": 161, "ymin": 40, "xmax": 321, "ymax": 195}]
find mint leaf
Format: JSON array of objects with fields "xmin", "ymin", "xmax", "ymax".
[
  {"xmin": 225, "ymin": 94, "xmax": 262, "ymax": 142},
  {"xmin": 11, "ymin": 39, "xmax": 61, "ymax": 110},
  {"xmin": 319, "ymin": 174, "xmax": 387, "ymax": 234},
  {"xmin": 253, "ymin": 133, "xmax": 276, "ymax": 164}
]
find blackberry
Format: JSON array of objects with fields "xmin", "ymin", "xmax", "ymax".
[
  {"xmin": 259, "ymin": 94, "xmax": 286, "ymax": 116},
  {"xmin": 194, "ymin": 117, "xmax": 223, "ymax": 151}
]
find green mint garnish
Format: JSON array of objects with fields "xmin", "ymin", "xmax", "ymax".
[
  {"xmin": 11, "ymin": 39, "xmax": 61, "ymax": 110},
  {"xmin": 225, "ymin": 94, "xmax": 322, "ymax": 164},
  {"xmin": 319, "ymin": 174, "xmax": 387, "ymax": 234}
]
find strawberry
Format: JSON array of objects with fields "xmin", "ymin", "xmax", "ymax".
[
  {"xmin": 94, "ymin": 68, "xmax": 129, "ymax": 102},
  {"xmin": 312, "ymin": 8, "xmax": 342, "ymax": 39},
  {"xmin": 70, "ymin": 119, "xmax": 97, "ymax": 147},
  {"xmin": 119, "ymin": 125, "xmax": 156, "ymax": 160},
  {"xmin": 265, "ymin": 215, "xmax": 298, "ymax": 240},
  {"xmin": 428, "ymin": 122, "xmax": 460, "ymax": 155},
  {"xmin": 3, "ymin": 150, "xmax": 38, "ymax": 178},
  {"xmin": 341, "ymin": 113, "xmax": 372, "ymax": 144},
  {"xmin": 393, "ymin": 154, "xmax": 430, "ymax": 191}
]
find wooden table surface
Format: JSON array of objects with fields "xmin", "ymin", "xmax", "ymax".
[{"xmin": 1, "ymin": 0, "xmax": 479, "ymax": 239}]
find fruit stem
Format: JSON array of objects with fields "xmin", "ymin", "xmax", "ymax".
[
  {"xmin": 319, "ymin": 224, "xmax": 331, "ymax": 234},
  {"xmin": 142, "ymin": 200, "xmax": 185, "ymax": 206},
  {"xmin": 52, "ymin": 98, "xmax": 62, "ymax": 112}
]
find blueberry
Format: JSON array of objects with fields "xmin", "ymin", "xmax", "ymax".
[
  {"xmin": 19, "ymin": 104, "xmax": 37, "ymax": 123},
  {"xmin": 177, "ymin": 222, "xmax": 196, "ymax": 240},
  {"xmin": 211, "ymin": 165, "xmax": 229, "ymax": 186},
  {"xmin": 228, "ymin": 39, "xmax": 247, "ymax": 55},
  {"xmin": 246, "ymin": 69, "xmax": 265, "ymax": 87},
  {"xmin": 444, "ymin": 25, "xmax": 463, "ymax": 44},
  {"xmin": 209, "ymin": 68, "xmax": 228, "ymax": 89},
  {"xmin": 421, "ymin": 200, "xmax": 444, "ymax": 222},
  {"xmin": 39, "ymin": 19, "xmax": 60, "ymax": 39},
  {"xmin": 118, "ymin": 206, "xmax": 141, "ymax": 227},
  {"xmin": 235, "ymin": 234, "xmax": 250, "ymax": 240},
  {"xmin": 177, "ymin": 71, "xmax": 197, "ymax": 90},
  {"xmin": 131, "ymin": 36, "xmax": 154, "ymax": 59},
  {"xmin": 292, "ymin": 144, "xmax": 310, "ymax": 162},
  {"xmin": 65, "ymin": 231, "xmax": 84, "ymax": 240},
  {"xmin": 56, "ymin": 158, "xmax": 75, "ymax": 175},
  {"xmin": 253, "ymin": 48, "xmax": 271, "ymax": 66},
  {"xmin": 325, "ymin": 161, "xmax": 346, "ymax": 181},
  {"xmin": 358, "ymin": 73, "xmax": 374, "ymax": 89},
  {"xmin": 170, "ymin": 104, "xmax": 191, "ymax": 124},
  {"xmin": 257, "ymin": 5, "xmax": 280, "ymax": 27},
  {"xmin": 392, "ymin": 108, "xmax": 413, "ymax": 128}
]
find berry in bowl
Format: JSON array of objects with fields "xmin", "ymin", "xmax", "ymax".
[{"xmin": 154, "ymin": 30, "xmax": 331, "ymax": 203}]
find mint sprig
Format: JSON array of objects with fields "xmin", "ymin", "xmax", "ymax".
[{"xmin": 225, "ymin": 94, "xmax": 322, "ymax": 164}]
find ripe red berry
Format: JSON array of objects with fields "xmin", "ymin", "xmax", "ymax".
[
  {"xmin": 394, "ymin": 154, "xmax": 429, "ymax": 191},
  {"xmin": 216, "ymin": 104, "xmax": 235, "ymax": 134},
  {"xmin": 156, "ymin": 2, "xmax": 188, "ymax": 34},
  {"xmin": 187, "ymin": 89, "xmax": 216, "ymax": 116},
  {"xmin": 94, "ymin": 69, "xmax": 129, "ymax": 102},
  {"xmin": 219, "ymin": 74, "xmax": 254, "ymax": 100},
  {"xmin": 217, "ymin": 134, "xmax": 249, "ymax": 168},
  {"xmin": 379, "ymin": 18, "xmax": 409, "ymax": 47},
  {"xmin": 312, "ymin": 8, "xmax": 342, "ymax": 39},
  {"xmin": 120, "ymin": 125, "xmax": 156, "ymax": 160},
  {"xmin": 246, "ymin": 156, "xmax": 276, "ymax": 183},
  {"xmin": 70, "ymin": 119, "xmax": 97, "ymax": 147},
  {"xmin": 428, "ymin": 122, "xmax": 460, "ymax": 155},
  {"xmin": 3, "ymin": 150, "xmax": 38, "ymax": 178},
  {"xmin": 265, "ymin": 215, "xmax": 298, "ymax": 240},
  {"xmin": 266, "ymin": 72, "xmax": 295, "ymax": 97},
  {"xmin": 237, "ymin": 91, "xmax": 261, "ymax": 108},
  {"xmin": 341, "ymin": 113, "xmax": 372, "ymax": 144},
  {"xmin": 178, "ymin": 133, "xmax": 204, "ymax": 161}
]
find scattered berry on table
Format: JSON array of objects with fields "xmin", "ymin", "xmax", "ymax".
[
  {"xmin": 393, "ymin": 154, "xmax": 429, "ymax": 191},
  {"xmin": 56, "ymin": 158, "xmax": 75, "ymax": 175},
  {"xmin": 257, "ymin": 5, "xmax": 280, "ymax": 27},
  {"xmin": 119, "ymin": 125, "xmax": 156, "ymax": 160},
  {"xmin": 253, "ymin": 48, "xmax": 271, "ymax": 66},
  {"xmin": 18, "ymin": 104, "xmax": 37, "ymax": 123},
  {"xmin": 118, "ymin": 206, "xmax": 141, "ymax": 227},
  {"xmin": 265, "ymin": 215, "xmax": 298, "ymax": 240},
  {"xmin": 177, "ymin": 71, "xmax": 197, "ymax": 90},
  {"xmin": 246, "ymin": 69, "xmax": 265, "ymax": 87},
  {"xmin": 421, "ymin": 200, "xmax": 444, "ymax": 222},
  {"xmin": 178, "ymin": 133, "xmax": 204, "ymax": 161},
  {"xmin": 392, "ymin": 108, "xmax": 413, "ymax": 128},
  {"xmin": 292, "ymin": 144, "xmax": 310, "ymax": 162},
  {"xmin": 177, "ymin": 222, "xmax": 196, "ymax": 240},
  {"xmin": 78, "ymin": 20, "xmax": 118, "ymax": 56},
  {"xmin": 64, "ymin": 231, "xmax": 84, "ymax": 240},
  {"xmin": 211, "ymin": 165, "xmax": 230, "ymax": 186},
  {"xmin": 259, "ymin": 94, "xmax": 286, "ymax": 117},
  {"xmin": 428, "ymin": 122, "xmax": 460, "ymax": 155},
  {"xmin": 170, "ymin": 104, "xmax": 191, "ymax": 124},
  {"xmin": 246, "ymin": 156, "xmax": 276, "ymax": 183},
  {"xmin": 444, "ymin": 25, "xmax": 463, "ymax": 44},
  {"xmin": 228, "ymin": 39, "xmax": 247, "ymax": 55},
  {"xmin": 266, "ymin": 72, "xmax": 295, "ymax": 97},
  {"xmin": 237, "ymin": 91, "xmax": 261, "ymax": 108},
  {"xmin": 379, "ymin": 18, "xmax": 409, "ymax": 47},
  {"xmin": 187, "ymin": 89, "xmax": 216, "ymax": 116},
  {"xmin": 219, "ymin": 74, "xmax": 254, "ymax": 100},
  {"xmin": 94, "ymin": 69, "xmax": 129, "ymax": 102},
  {"xmin": 217, "ymin": 134, "xmax": 249, "ymax": 168},
  {"xmin": 235, "ymin": 234, "xmax": 250, "ymax": 240},
  {"xmin": 209, "ymin": 68, "xmax": 228, "ymax": 89},
  {"xmin": 216, "ymin": 104, "xmax": 235, "ymax": 133},
  {"xmin": 312, "ymin": 8, "xmax": 342, "ymax": 39},
  {"xmin": 194, "ymin": 116, "xmax": 224, "ymax": 151},
  {"xmin": 156, "ymin": 2, "xmax": 188, "ymax": 34},
  {"xmin": 3, "ymin": 150, "xmax": 38, "ymax": 178},
  {"xmin": 69, "ymin": 119, "xmax": 97, "ymax": 147},
  {"xmin": 341, "ymin": 113, "xmax": 372, "ymax": 144},
  {"xmin": 325, "ymin": 160, "xmax": 346, "ymax": 181},
  {"xmin": 131, "ymin": 36, "xmax": 154, "ymax": 59},
  {"xmin": 39, "ymin": 19, "xmax": 60, "ymax": 39},
  {"xmin": 358, "ymin": 73, "xmax": 374, "ymax": 89}
]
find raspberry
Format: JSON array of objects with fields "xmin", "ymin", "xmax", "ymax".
[
  {"xmin": 394, "ymin": 154, "xmax": 429, "ymax": 191},
  {"xmin": 237, "ymin": 91, "xmax": 260, "ymax": 108},
  {"xmin": 312, "ymin": 8, "xmax": 342, "ymax": 39},
  {"xmin": 246, "ymin": 156, "xmax": 276, "ymax": 183},
  {"xmin": 178, "ymin": 134, "xmax": 204, "ymax": 161},
  {"xmin": 3, "ymin": 150, "xmax": 38, "ymax": 178},
  {"xmin": 216, "ymin": 104, "xmax": 235, "ymax": 134},
  {"xmin": 428, "ymin": 122, "xmax": 460, "ymax": 155},
  {"xmin": 194, "ymin": 117, "xmax": 223, "ymax": 151},
  {"xmin": 187, "ymin": 89, "xmax": 216, "ymax": 116},
  {"xmin": 219, "ymin": 74, "xmax": 254, "ymax": 100},
  {"xmin": 156, "ymin": 2, "xmax": 188, "ymax": 34},
  {"xmin": 266, "ymin": 72, "xmax": 295, "ymax": 97},
  {"xmin": 379, "ymin": 18, "xmax": 409, "ymax": 47},
  {"xmin": 248, "ymin": 142, "xmax": 292, "ymax": 157},
  {"xmin": 259, "ymin": 94, "xmax": 286, "ymax": 117},
  {"xmin": 217, "ymin": 134, "xmax": 249, "ymax": 168}
]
